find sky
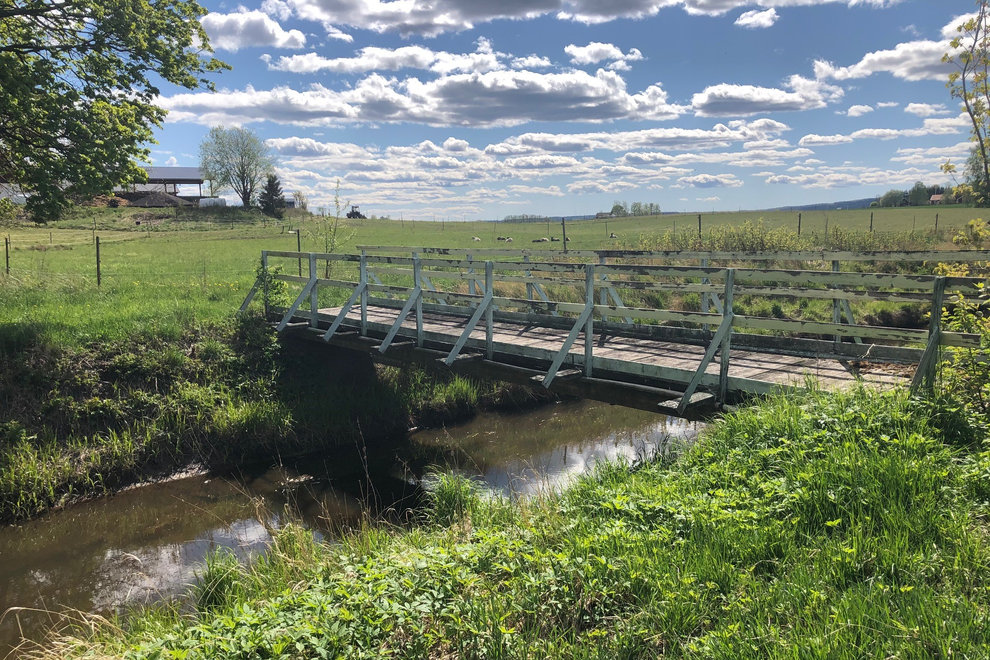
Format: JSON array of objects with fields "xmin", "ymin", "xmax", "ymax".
[{"xmin": 150, "ymin": 0, "xmax": 978, "ymax": 219}]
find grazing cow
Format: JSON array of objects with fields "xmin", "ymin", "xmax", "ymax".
[
  {"xmin": 532, "ymin": 237, "xmax": 550, "ymax": 243},
  {"xmin": 505, "ymin": 237, "xmax": 513, "ymax": 242},
  {"xmin": 472, "ymin": 236, "xmax": 481, "ymax": 241},
  {"xmin": 609, "ymin": 232, "xmax": 618, "ymax": 239},
  {"xmin": 496, "ymin": 236, "xmax": 507, "ymax": 241},
  {"xmin": 550, "ymin": 236, "xmax": 560, "ymax": 242}
]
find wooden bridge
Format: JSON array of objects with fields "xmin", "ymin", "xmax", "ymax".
[{"xmin": 241, "ymin": 247, "xmax": 988, "ymax": 417}]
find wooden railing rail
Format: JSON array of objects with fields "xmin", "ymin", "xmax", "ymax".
[{"xmin": 242, "ymin": 249, "xmax": 986, "ymax": 410}]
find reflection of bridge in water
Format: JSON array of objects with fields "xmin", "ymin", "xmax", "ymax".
[{"xmin": 242, "ymin": 247, "xmax": 987, "ymax": 418}]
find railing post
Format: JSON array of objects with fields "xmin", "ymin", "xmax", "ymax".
[
  {"xmin": 585, "ymin": 263, "xmax": 595, "ymax": 377},
  {"xmin": 309, "ymin": 253, "xmax": 319, "ymax": 327},
  {"xmin": 598, "ymin": 255, "xmax": 608, "ymax": 326},
  {"xmin": 524, "ymin": 254, "xmax": 533, "ymax": 301},
  {"xmin": 719, "ymin": 268, "xmax": 735, "ymax": 405},
  {"xmin": 414, "ymin": 254, "xmax": 424, "ymax": 347},
  {"xmin": 262, "ymin": 251, "xmax": 270, "ymax": 319},
  {"xmin": 485, "ymin": 261, "xmax": 494, "ymax": 359},
  {"xmin": 701, "ymin": 257, "xmax": 710, "ymax": 332},
  {"xmin": 912, "ymin": 276, "xmax": 946, "ymax": 392},
  {"xmin": 468, "ymin": 253, "xmax": 476, "ymax": 296},
  {"xmin": 832, "ymin": 260, "xmax": 841, "ymax": 346},
  {"xmin": 359, "ymin": 250, "xmax": 368, "ymax": 336}
]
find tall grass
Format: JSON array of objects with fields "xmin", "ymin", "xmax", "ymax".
[{"xmin": 27, "ymin": 386, "xmax": 990, "ymax": 659}]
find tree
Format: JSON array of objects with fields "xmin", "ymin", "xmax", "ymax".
[
  {"xmin": 880, "ymin": 189, "xmax": 907, "ymax": 207},
  {"xmin": 292, "ymin": 190, "xmax": 309, "ymax": 211},
  {"xmin": 610, "ymin": 202, "xmax": 628, "ymax": 217},
  {"xmin": 258, "ymin": 174, "xmax": 285, "ymax": 219},
  {"xmin": 199, "ymin": 126, "xmax": 274, "ymax": 208},
  {"xmin": 0, "ymin": 0, "xmax": 227, "ymax": 221},
  {"xmin": 944, "ymin": 2, "xmax": 990, "ymax": 204},
  {"xmin": 908, "ymin": 181, "xmax": 930, "ymax": 206}
]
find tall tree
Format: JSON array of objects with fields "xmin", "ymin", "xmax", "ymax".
[
  {"xmin": 944, "ymin": 1, "xmax": 990, "ymax": 204},
  {"xmin": 0, "ymin": 0, "xmax": 227, "ymax": 221},
  {"xmin": 199, "ymin": 127, "xmax": 274, "ymax": 208},
  {"xmin": 258, "ymin": 174, "xmax": 285, "ymax": 218}
]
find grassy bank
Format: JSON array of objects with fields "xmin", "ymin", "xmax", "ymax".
[
  {"xmin": 0, "ymin": 313, "xmax": 536, "ymax": 524},
  {"xmin": 28, "ymin": 385, "xmax": 990, "ymax": 658}
]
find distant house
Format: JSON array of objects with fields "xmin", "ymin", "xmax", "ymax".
[
  {"xmin": 595, "ymin": 212, "xmax": 612, "ymax": 219},
  {"xmin": 930, "ymin": 194, "xmax": 944, "ymax": 205}
]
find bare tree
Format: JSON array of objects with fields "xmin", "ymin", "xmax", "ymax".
[{"xmin": 199, "ymin": 126, "xmax": 273, "ymax": 207}]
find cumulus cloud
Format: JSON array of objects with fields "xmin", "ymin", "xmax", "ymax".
[
  {"xmin": 268, "ymin": 41, "xmax": 503, "ymax": 75},
  {"xmin": 201, "ymin": 10, "xmax": 306, "ymax": 51},
  {"xmin": 161, "ymin": 69, "xmax": 686, "ymax": 127},
  {"xmin": 763, "ymin": 164, "xmax": 947, "ymax": 189},
  {"xmin": 846, "ymin": 104, "xmax": 873, "ymax": 117},
  {"xmin": 904, "ymin": 102, "xmax": 950, "ymax": 117},
  {"xmin": 890, "ymin": 141, "xmax": 971, "ymax": 165},
  {"xmin": 734, "ymin": 8, "xmax": 777, "ymax": 29},
  {"xmin": 282, "ymin": 0, "xmax": 904, "ymax": 38},
  {"xmin": 692, "ymin": 75, "xmax": 842, "ymax": 116},
  {"xmin": 261, "ymin": 0, "xmax": 292, "ymax": 21},
  {"xmin": 798, "ymin": 134, "xmax": 854, "ymax": 146},
  {"xmin": 813, "ymin": 13, "xmax": 971, "ymax": 83},
  {"xmin": 677, "ymin": 173, "xmax": 743, "ymax": 188},
  {"xmin": 565, "ymin": 42, "xmax": 644, "ymax": 70}
]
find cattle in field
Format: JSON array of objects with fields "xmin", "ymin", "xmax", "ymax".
[
  {"xmin": 532, "ymin": 237, "xmax": 549, "ymax": 243},
  {"xmin": 472, "ymin": 236, "xmax": 481, "ymax": 241},
  {"xmin": 505, "ymin": 237, "xmax": 513, "ymax": 242}
]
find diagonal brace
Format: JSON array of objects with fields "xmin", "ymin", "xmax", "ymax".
[
  {"xmin": 378, "ymin": 286, "xmax": 422, "ymax": 352},
  {"xmin": 444, "ymin": 288, "xmax": 494, "ymax": 365},
  {"xmin": 277, "ymin": 279, "xmax": 317, "ymax": 331},
  {"xmin": 542, "ymin": 304, "xmax": 594, "ymax": 388},
  {"xmin": 677, "ymin": 312, "xmax": 733, "ymax": 414},
  {"xmin": 323, "ymin": 282, "xmax": 367, "ymax": 341}
]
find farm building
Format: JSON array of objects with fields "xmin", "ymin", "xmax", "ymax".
[
  {"xmin": 116, "ymin": 167, "xmax": 208, "ymax": 197},
  {"xmin": 930, "ymin": 194, "xmax": 944, "ymax": 205}
]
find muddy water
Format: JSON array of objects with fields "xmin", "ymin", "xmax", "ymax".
[{"xmin": 0, "ymin": 400, "xmax": 699, "ymax": 655}]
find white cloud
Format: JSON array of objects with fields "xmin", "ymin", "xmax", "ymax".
[
  {"xmin": 890, "ymin": 141, "xmax": 971, "ymax": 165},
  {"xmin": 164, "ymin": 156, "xmax": 178, "ymax": 166},
  {"xmin": 734, "ymin": 8, "xmax": 778, "ymax": 29},
  {"xmin": 201, "ymin": 10, "xmax": 306, "ymax": 51},
  {"xmin": 677, "ymin": 173, "xmax": 743, "ymax": 188},
  {"xmin": 798, "ymin": 133, "xmax": 854, "ymax": 146},
  {"xmin": 161, "ymin": 69, "xmax": 687, "ymax": 127},
  {"xmin": 813, "ymin": 13, "xmax": 971, "ymax": 83},
  {"xmin": 692, "ymin": 75, "xmax": 842, "ymax": 116},
  {"xmin": 565, "ymin": 42, "xmax": 644, "ymax": 70},
  {"xmin": 283, "ymin": 0, "xmax": 905, "ymax": 38},
  {"xmin": 763, "ymin": 163, "xmax": 947, "ymax": 190},
  {"xmin": 904, "ymin": 102, "xmax": 950, "ymax": 117},
  {"xmin": 876, "ymin": 101, "xmax": 899, "ymax": 108},
  {"xmin": 267, "ymin": 40, "xmax": 504, "ymax": 75},
  {"xmin": 846, "ymin": 104, "xmax": 873, "ymax": 117},
  {"xmin": 261, "ymin": 0, "xmax": 292, "ymax": 21}
]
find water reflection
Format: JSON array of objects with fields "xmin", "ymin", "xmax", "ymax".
[
  {"xmin": 411, "ymin": 400, "xmax": 698, "ymax": 495},
  {"xmin": 1, "ymin": 400, "xmax": 699, "ymax": 656}
]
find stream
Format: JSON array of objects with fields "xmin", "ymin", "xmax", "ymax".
[{"xmin": 0, "ymin": 400, "xmax": 699, "ymax": 655}]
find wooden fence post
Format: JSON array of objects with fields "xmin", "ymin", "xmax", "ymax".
[
  {"xmin": 870, "ymin": 212, "xmax": 874, "ymax": 233},
  {"xmin": 359, "ymin": 250, "xmax": 368, "ymax": 336},
  {"xmin": 832, "ymin": 260, "xmax": 841, "ymax": 346},
  {"xmin": 697, "ymin": 213, "xmax": 702, "ymax": 238},
  {"xmin": 797, "ymin": 213, "xmax": 802, "ymax": 236},
  {"xmin": 485, "ymin": 261, "xmax": 494, "ymax": 359},
  {"xmin": 4, "ymin": 236, "xmax": 8, "ymax": 275},
  {"xmin": 414, "ymin": 254, "xmax": 424, "ymax": 347},
  {"xmin": 309, "ymin": 253, "xmax": 318, "ymax": 328},
  {"xmin": 96, "ymin": 235, "xmax": 101, "ymax": 287},
  {"xmin": 719, "ymin": 268, "xmax": 735, "ymax": 405},
  {"xmin": 585, "ymin": 263, "xmax": 594, "ymax": 377}
]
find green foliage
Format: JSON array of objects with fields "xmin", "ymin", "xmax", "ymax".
[
  {"xmin": 199, "ymin": 126, "xmax": 273, "ymax": 207},
  {"xmin": 258, "ymin": 174, "xmax": 285, "ymax": 219},
  {"xmin": 0, "ymin": 198, "xmax": 18, "ymax": 226},
  {"xmin": 47, "ymin": 387, "xmax": 990, "ymax": 659},
  {"xmin": 953, "ymin": 217, "xmax": 990, "ymax": 247},
  {"xmin": 0, "ymin": 0, "xmax": 228, "ymax": 221},
  {"xmin": 944, "ymin": 4, "xmax": 990, "ymax": 204},
  {"xmin": 941, "ymin": 283, "xmax": 990, "ymax": 424}
]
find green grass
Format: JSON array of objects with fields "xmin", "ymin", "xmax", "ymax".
[{"xmin": 28, "ymin": 386, "xmax": 990, "ymax": 659}]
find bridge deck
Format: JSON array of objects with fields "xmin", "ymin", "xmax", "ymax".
[{"xmin": 317, "ymin": 304, "xmax": 907, "ymax": 393}]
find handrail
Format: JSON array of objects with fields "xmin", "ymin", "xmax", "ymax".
[{"xmin": 243, "ymin": 249, "xmax": 987, "ymax": 408}]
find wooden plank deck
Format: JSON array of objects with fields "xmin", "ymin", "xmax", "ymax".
[{"xmin": 316, "ymin": 304, "xmax": 907, "ymax": 393}]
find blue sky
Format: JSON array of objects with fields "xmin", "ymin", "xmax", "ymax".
[{"xmin": 152, "ymin": 0, "xmax": 975, "ymax": 218}]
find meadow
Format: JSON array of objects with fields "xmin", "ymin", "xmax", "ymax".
[{"xmin": 3, "ymin": 204, "xmax": 990, "ymax": 657}]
